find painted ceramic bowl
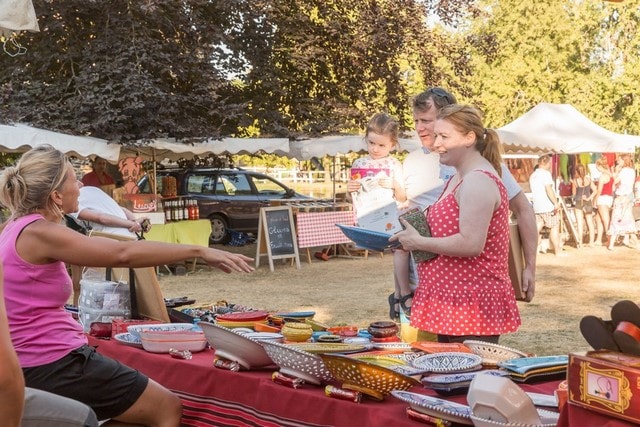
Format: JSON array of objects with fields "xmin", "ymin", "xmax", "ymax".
[
  {"xmin": 367, "ymin": 322, "xmax": 399, "ymax": 338},
  {"xmin": 281, "ymin": 322, "xmax": 313, "ymax": 342}
]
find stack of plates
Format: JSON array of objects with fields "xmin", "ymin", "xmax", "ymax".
[
  {"xmin": 215, "ymin": 310, "xmax": 270, "ymax": 328},
  {"xmin": 497, "ymin": 355, "xmax": 569, "ymax": 383}
]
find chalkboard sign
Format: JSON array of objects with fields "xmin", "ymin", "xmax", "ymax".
[
  {"xmin": 265, "ymin": 209, "xmax": 295, "ymax": 256},
  {"xmin": 255, "ymin": 206, "xmax": 301, "ymax": 271}
]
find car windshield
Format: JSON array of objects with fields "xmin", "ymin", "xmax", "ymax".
[{"xmin": 253, "ymin": 176, "xmax": 287, "ymax": 195}]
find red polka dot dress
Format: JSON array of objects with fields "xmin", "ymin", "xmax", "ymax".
[{"xmin": 410, "ymin": 170, "xmax": 521, "ymax": 336}]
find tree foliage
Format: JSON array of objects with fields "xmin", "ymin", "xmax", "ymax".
[
  {"xmin": 0, "ymin": 0, "xmax": 475, "ymax": 141},
  {"xmin": 3, "ymin": 0, "xmax": 640, "ymax": 144}
]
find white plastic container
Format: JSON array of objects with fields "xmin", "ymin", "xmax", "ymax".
[
  {"xmin": 78, "ymin": 278, "xmax": 130, "ymax": 311},
  {"xmin": 78, "ymin": 276, "xmax": 131, "ymax": 332},
  {"xmin": 78, "ymin": 306, "xmax": 131, "ymax": 332}
]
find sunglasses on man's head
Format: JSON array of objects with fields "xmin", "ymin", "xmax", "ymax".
[{"xmin": 427, "ymin": 87, "xmax": 456, "ymax": 103}]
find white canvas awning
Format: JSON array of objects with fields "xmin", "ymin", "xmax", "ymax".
[
  {"xmin": 288, "ymin": 135, "xmax": 420, "ymax": 160},
  {"xmin": 0, "ymin": 123, "xmax": 121, "ymax": 162},
  {"xmin": 497, "ymin": 103, "xmax": 640, "ymax": 154},
  {"xmin": 121, "ymin": 138, "xmax": 291, "ymax": 161}
]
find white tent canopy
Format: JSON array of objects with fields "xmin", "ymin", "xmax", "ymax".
[
  {"xmin": 288, "ymin": 135, "xmax": 420, "ymax": 160},
  {"xmin": 121, "ymin": 137, "xmax": 291, "ymax": 161},
  {"xmin": 497, "ymin": 103, "xmax": 640, "ymax": 154},
  {"xmin": 0, "ymin": 123, "xmax": 121, "ymax": 162}
]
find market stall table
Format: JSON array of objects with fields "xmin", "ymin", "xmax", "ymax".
[
  {"xmin": 296, "ymin": 210, "xmax": 371, "ymax": 263},
  {"xmin": 143, "ymin": 219, "xmax": 211, "ymax": 272},
  {"xmin": 89, "ymin": 337, "xmax": 568, "ymax": 427}
]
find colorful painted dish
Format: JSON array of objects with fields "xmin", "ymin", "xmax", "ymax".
[
  {"xmin": 291, "ymin": 343, "xmax": 366, "ymax": 354},
  {"xmin": 114, "ymin": 332, "xmax": 143, "ymax": 348},
  {"xmin": 275, "ymin": 311, "xmax": 316, "ymax": 319},
  {"xmin": 498, "ymin": 355, "xmax": 568, "ymax": 375},
  {"xmin": 463, "ymin": 340, "xmax": 529, "ymax": 366},
  {"xmin": 336, "ymin": 224, "xmax": 401, "ymax": 252},
  {"xmin": 216, "ymin": 310, "xmax": 270, "ymax": 322},
  {"xmin": 371, "ymin": 342, "xmax": 413, "ymax": 352},
  {"xmin": 470, "ymin": 411, "xmax": 559, "ymax": 427},
  {"xmin": 260, "ymin": 340, "xmax": 334, "ymax": 385},
  {"xmin": 422, "ymin": 369, "xmax": 507, "ymax": 386},
  {"xmin": 525, "ymin": 392, "xmax": 558, "ymax": 408},
  {"xmin": 216, "ymin": 320, "xmax": 268, "ymax": 329},
  {"xmin": 411, "ymin": 341, "xmax": 473, "ymax": 354},
  {"xmin": 140, "ymin": 330, "xmax": 208, "ymax": 353},
  {"xmin": 390, "ymin": 391, "xmax": 473, "ymax": 425},
  {"xmin": 320, "ymin": 354, "xmax": 420, "ymax": 400},
  {"xmin": 412, "ymin": 352, "xmax": 483, "ymax": 374},
  {"xmin": 127, "ymin": 323, "xmax": 195, "ymax": 341},
  {"xmin": 350, "ymin": 354, "xmax": 408, "ymax": 369},
  {"xmin": 199, "ymin": 321, "xmax": 275, "ymax": 370},
  {"xmin": 238, "ymin": 332, "xmax": 284, "ymax": 342}
]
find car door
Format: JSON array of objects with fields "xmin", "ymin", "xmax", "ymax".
[{"xmin": 216, "ymin": 172, "xmax": 266, "ymax": 230}]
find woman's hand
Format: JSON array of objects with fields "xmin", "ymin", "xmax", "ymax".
[
  {"xmin": 389, "ymin": 218, "xmax": 421, "ymax": 251},
  {"xmin": 202, "ymin": 248, "xmax": 254, "ymax": 273}
]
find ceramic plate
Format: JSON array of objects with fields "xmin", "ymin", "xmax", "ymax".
[
  {"xmin": 391, "ymin": 391, "xmax": 473, "ymax": 425},
  {"xmin": 336, "ymin": 224, "xmax": 401, "ymax": 252},
  {"xmin": 291, "ymin": 343, "xmax": 366, "ymax": 354},
  {"xmin": 371, "ymin": 342, "xmax": 414, "ymax": 351},
  {"xmin": 260, "ymin": 340, "xmax": 335, "ymax": 385},
  {"xmin": 412, "ymin": 352, "xmax": 482, "ymax": 374},
  {"xmin": 275, "ymin": 311, "xmax": 316, "ymax": 319},
  {"xmin": 463, "ymin": 340, "xmax": 529, "ymax": 365},
  {"xmin": 350, "ymin": 355, "xmax": 408, "ymax": 369},
  {"xmin": 216, "ymin": 310, "xmax": 270, "ymax": 322},
  {"xmin": 498, "ymin": 355, "xmax": 568, "ymax": 374},
  {"xmin": 422, "ymin": 369, "xmax": 507, "ymax": 386},
  {"xmin": 199, "ymin": 321, "xmax": 274, "ymax": 370},
  {"xmin": 239, "ymin": 332, "xmax": 284, "ymax": 342},
  {"xmin": 114, "ymin": 332, "xmax": 143, "ymax": 348},
  {"xmin": 526, "ymin": 392, "xmax": 558, "ymax": 408}
]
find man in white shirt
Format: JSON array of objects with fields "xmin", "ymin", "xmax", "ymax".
[
  {"xmin": 529, "ymin": 155, "xmax": 563, "ymax": 256},
  {"xmin": 70, "ymin": 186, "xmax": 150, "ymax": 305},
  {"xmin": 391, "ymin": 88, "xmax": 538, "ymax": 322}
]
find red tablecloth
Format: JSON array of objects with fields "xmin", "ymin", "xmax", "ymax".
[
  {"xmin": 88, "ymin": 336, "xmax": 576, "ymax": 427},
  {"xmin": 296, "ymin": 211, "xmax": 355, "ymax": 248}
]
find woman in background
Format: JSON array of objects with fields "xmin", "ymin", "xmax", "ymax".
[
  {"xmin": 571, "ymin": 163, "xmax": 596, "ymax": 247},
  {"xmin": 593, "ymin": 157, "xmax": 613, "ymax": 246},
  {"xmin": 608, "ymin": 154, "xmax": 637, "ymax": 250}
]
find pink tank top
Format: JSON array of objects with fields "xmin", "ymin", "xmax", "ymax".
[{"xmin": 0, "ymin": 214, "xmax": 86, "ymax": 367}]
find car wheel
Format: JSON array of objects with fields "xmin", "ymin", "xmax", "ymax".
[{"xmin": 209, "ymin": 214, "xmax": 230, "ymax": 245}]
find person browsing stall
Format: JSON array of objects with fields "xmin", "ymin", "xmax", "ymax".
[
  {"xmin": 347, "ymin": 113, "xmax": 406, "ymax": 202},
  {"xmin": 571, "ymin": 163, "xmax": 596, "ymax": 247},
  {"xmin": 529, "ymin": 154, "xmax": 564, "ymax": 256},
  {"xmin": 390, "ymin": 88, "xmax": 538, "ymax": 323},
  {"xmin": 0, "ymin": 145, "xmax": 254, "ymax": 426},
  {"xmin": 68, "ymin": 185, "xmax": 151, "ymax": 305},
  {"xmin": 390, "ymin": 105, "xmax": 521, "ymax": 344},
  {"xmin": 0, "ymin": 262, "xmax": 99, "ymax": 427}
]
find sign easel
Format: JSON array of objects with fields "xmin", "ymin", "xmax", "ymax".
[
  {"xmin": 559, "ymin": 198, "xmax": 580, "ymax": 247},
  {"xmin": 255, "ymin": 206, "xmax": 301, "ymax": 272}
]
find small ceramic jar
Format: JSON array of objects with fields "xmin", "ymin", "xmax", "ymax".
[
  {"xmin": 281, "ymin": 322, "xmax": 313, "ymax": 342},
  {"xmin": 367, "ymin": 321, "xmax": 399, "ymax": 339}
]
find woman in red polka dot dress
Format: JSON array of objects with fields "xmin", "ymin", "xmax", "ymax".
[{"xmin": 391, "ymin": 105, "xmax": 520, "ymax": 344}]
